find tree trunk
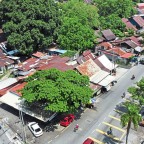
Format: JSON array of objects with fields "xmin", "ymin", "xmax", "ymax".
[{"xmin": 126, "ymin": 120, "xmax": 131, "ymax": 144}]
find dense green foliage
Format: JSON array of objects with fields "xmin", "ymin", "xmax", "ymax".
[
  {"xmin": 92, "ymin": 0, "xmax": 136, "ymax": 36},
  {"xmin": 0, "ymin": 0, "xmax": 61, "ymax": 55},
  {"xmin": 57, "ymin": 17, "xmax": 95, "ymax": 51},
  {"xmin": 57, "ymin": 0, "xmax": 99, "ymax": 51},
  {"xmin": 22, "ymin": 69, "xmax": 93, "ymax": 113},
  {"xmin": 0, "ymin": 0, "xmax": 139, "ymax": 54}
]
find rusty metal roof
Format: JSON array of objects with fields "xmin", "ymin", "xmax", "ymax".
[{"xmin": 76, "ymin": 59, "xmax": 101, "ymax": 77}]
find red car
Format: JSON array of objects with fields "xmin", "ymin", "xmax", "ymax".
[{"xmin": 60, "ymin": 114, "xmax": 75, "ymax": 127}]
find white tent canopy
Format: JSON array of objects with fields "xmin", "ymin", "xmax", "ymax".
[{"xmin": 0, "ymin": 92, "xmax": 57, "ymax": 122}]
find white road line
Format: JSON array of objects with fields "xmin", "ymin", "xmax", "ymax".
[
  {"xmin": 103, "ymin": 117, "xmax": 106, "ymax": 121},
  {"xmin": 48, "ymin": 140, "xmax": 52, "ymax": 143},
  {"xmin": 55, "ymin": 135, "xmax": 59, "ymax": 138},
  {"xmin": 92, "ymin": 129, "xmax": 95, "ymax": 133}
]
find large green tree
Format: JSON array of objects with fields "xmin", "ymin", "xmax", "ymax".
[
  {"xmin": 57, "ymin": 0, "xmax": 99, "ymax": 51},
  {"xmin": 21, "ymin": 69, "xmax": 93, "ymax": 113},
  {"xmin": 93, "ymin": 0, "xmax": 136, "ymax": 18},
  {"xmin": 57, "ymin": 17, "xmax": 95, "ymax": 51},
  {"xmin": 60, "ymin": 0, "xmax": 99, "ymax": 28},
  {"xmin": 0, "ymin": 0, "xmax": 61, "ymax": 55},
  {"xmin": 120, "ymin": 102, "xmax": 141, "ymax": 144}
]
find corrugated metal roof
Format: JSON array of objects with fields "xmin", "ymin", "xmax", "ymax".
[
  {"xmin": 76, "ymin": 59, "xmax": 101, "ymax": 77},
  {"xmin": 133, "ymin": 16, "xmax": 144, "ymax": 27},
  {"xmin": 122, "ymin": 18, "xmax": 137, "ymax": 31},
  {"xmin": 121, "ymin": 53, "xmax": 133, "ymax": 58},
  {"xmin": 90, "ymin": 70, "xmax": 109, "ymax": 84},
  {"xmin": 101, "ymin": 29, "xmax": 116, "ymax": 41},
  {"xmin": 124, "ymin": 40, "xmax": 138, "ymax": 48}
]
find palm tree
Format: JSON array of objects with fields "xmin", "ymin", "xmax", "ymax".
[{"xmin": 120, "ymin": 102, "xmax": 142, "ymax": 144}]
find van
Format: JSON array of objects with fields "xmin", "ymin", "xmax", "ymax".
[{"xmin": 83, "ymin": 138, "xmax": 94, "ymax": 144}]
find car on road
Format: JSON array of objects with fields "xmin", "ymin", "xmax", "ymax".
[
  {"xmin": 83, "ymin": 138, "xmax": 94, "ymax": 144},
  {"xmin": 60, "ymin": 114, "xmax": 75, "ymax": 127},
  {"xmin": 28, "ymin": 122, "xmax": 43, "ymax": 137}
]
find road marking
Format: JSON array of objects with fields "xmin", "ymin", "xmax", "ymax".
[
  {"xmin": 114, "ymin": 109, "xmax": 125, "ymax": 114},
  {"xmin": 88, "ymin": 137, "xmax": 104, "ymax": 144},
  {"xmin": 48, "ymin": 140, "xmax": 52, "ymax": 143},
  {"xmin": 109, "ymin": 115, "xmax": 120, "ymax": 121},
  {"xmin": 102, "ymin": 122, "xmax": 125, "ymax": 132},
  {"xmin": 96, "ymin": 129, "xmax": 120, "ymax": 141},
  {"xmin": 120, "ymin": 131, "xmax": 126, "ymax": 140},
  {"xmin": 98, "ymin": 123, "xmax": 101, "ymax": 127},
  {"xmin": 55, "ymin": 135, "xmax": 59, "ymax": 138}
]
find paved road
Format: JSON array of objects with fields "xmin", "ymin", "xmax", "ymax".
[{"xmin": 49, "ymin": 64, "xmax": 144, "ymax": 144}]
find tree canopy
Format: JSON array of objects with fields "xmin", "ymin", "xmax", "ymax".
[
  {"xmin": 0, "ymin": 0, "xmax": 61, "ymax": 55},
  {"xmin": 21, "ymin": 69, "xmax": 93, "ymax": 113},
  {"xmin": 57, "ymin": 0, "xmax": 99, "ymax": 51},
  {"xmin": 57, "ymin": 17, "xmax": 95, "ymax": 51}
]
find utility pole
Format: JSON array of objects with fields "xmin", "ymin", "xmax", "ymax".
[{"xmin": 19, "ymin": 110, "xmax": 27, "ymax": 143}]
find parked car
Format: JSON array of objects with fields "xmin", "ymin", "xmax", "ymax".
[
  {"xmin": 28, "ymin": 122, "xmax": 43, "ymax": 137},
  {"xmin": 139, "ymin": 119, "xmax": 144, "ymax": 126},
  {"xmin": 83, "ymin": 138, "xmax": 94, "ymax": 144},
  {"xmin": 60, "ymin": 114, "xmax": 75, "ymax": 127}
]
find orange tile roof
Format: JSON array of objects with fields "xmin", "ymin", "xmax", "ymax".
[{"xmin": 9, "ymin": 82, "xmax": 27, "ymax": 96}]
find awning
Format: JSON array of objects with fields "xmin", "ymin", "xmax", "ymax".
[
  {"xmin": 90, "ymin": 70, "xmax": 109, "ymax": 84},
  {"xmin": 98, "ymin": 75, "xmax": 115, "ymax": 87},
  {"xmin": 0, "ymin": 92, "xmax": 57, "ymax": 122},
  {"xmin": 0, "ymin": 78, "xmax": 18, "ymax": 90}
]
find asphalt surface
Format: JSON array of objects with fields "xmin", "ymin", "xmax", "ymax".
[
  {"xmin": 0, "ymin": 63, "xmax": 143, "ymax": 144},
  {"xmin": 49, "ymin": 63, "xmax": 144, "ymax": 144}
]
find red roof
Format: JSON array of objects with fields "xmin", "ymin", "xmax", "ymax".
[
  {"xmin": 133, "ymin": 16, "xmax": 144, "ymax": 27},
  {"xmin": 32, "ymin": 52, "xmax": 45, "ymax": 58},
  {"xmin": 137, "ymin": 3, "xmax": 144, "ymax": 9},
  {"xmin": 98, "ymin": 42, "xmax": 113, "ymax": 50},
  {"xmin": 121, "ymin": 53, "xmax": 133, "ymax": 59},
  {"xmin": 9, "ymin": 82, "xmax": 27, "ymax": 96},
  {"xmin": 17, "ymin": 57, "xmax": 39, "ymax": 71},
  {"xmin": 83, "ymin": 50, "xmax": 91, "ymax": 57},
  {"xmin": 129, "ymin": 36, "xmax": 141, "ymax": 46},
  {"xmin": 108, "ymin": 47, "xmax": 126, "ymax": 56},
  {"xmin": 37, "ymin": 62, "xmax": 74, "ymax": 71},
  {"xmin": 122, "ymin": 18, "xmax": 137, "ymax": 31}
]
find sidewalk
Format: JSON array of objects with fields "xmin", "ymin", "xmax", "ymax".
[{"xmin": 0, "ymin": 117, "xmax": 24, "ymax": 144}]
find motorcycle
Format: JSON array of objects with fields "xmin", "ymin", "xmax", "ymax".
[{"xmin": 131, "ymin": 75, "xmax": 135, "ymax": 80}]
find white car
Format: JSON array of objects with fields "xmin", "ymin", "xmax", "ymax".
[{"xmin": 28, "ymin": 122, "xmax": 43, "ymax": 137}]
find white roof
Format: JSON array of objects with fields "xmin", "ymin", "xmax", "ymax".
[
  {"xmin": 90, "ymin": 70, "xmax": 109, "ymax": 84},
  {"xmin": 0, "ymin": 78, "xmax": 18, "ymax": 90},
  {"xmin": 0, "ymin": 92, "xmax": 56, "ymax": 122},
  {"xmin": 99, "ymin": 75, "xmax": 115, "ymax": 86},
  {"xmin": 97, "ymin": 55, "xmax": 115, "ymax": 70}
]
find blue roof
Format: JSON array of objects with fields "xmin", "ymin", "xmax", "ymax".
[
  {"xmin": 54, "ymin": 49, "xmax": 67, "ymax": 54},
  {"xmin": 7, "ymin": 49, "xmax": 19, "ymax": 55}
]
